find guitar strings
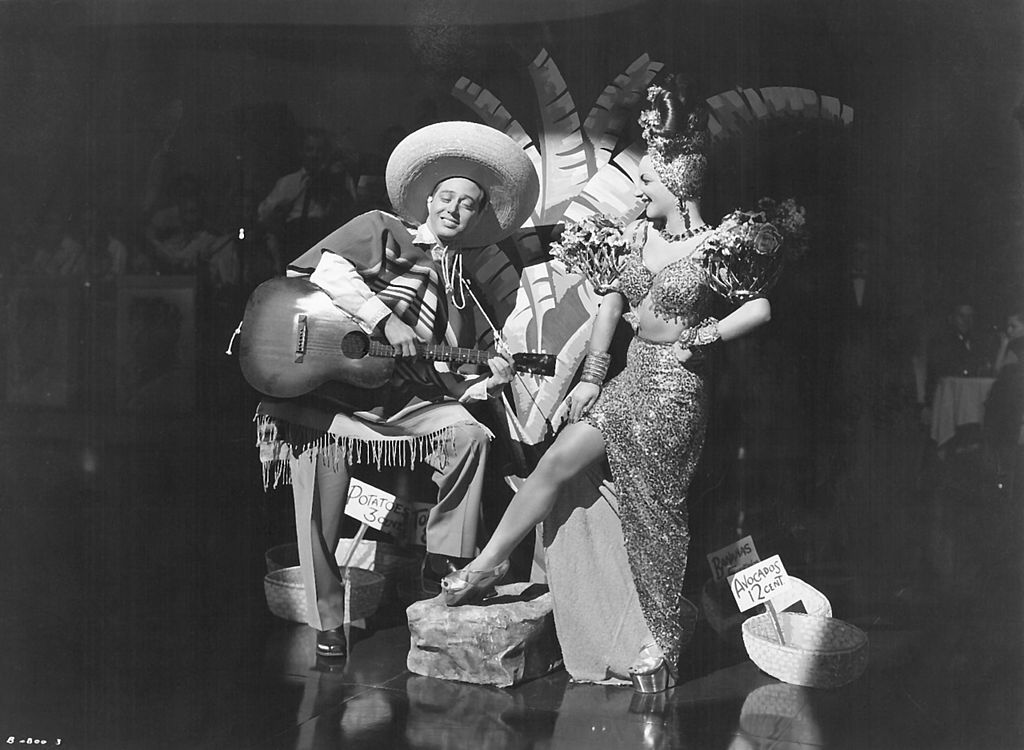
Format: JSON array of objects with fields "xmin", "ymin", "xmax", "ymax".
[
  {"xmin": 459, "ymin": 278, "xmax": 557, "ymax": 437},
  {"xmin": 300, "ymin": 341, "xmax": 489, "ymax": 362},
  {"xmin": 298, "ymin": 341, "xmax": 551, "ymax": 375}
]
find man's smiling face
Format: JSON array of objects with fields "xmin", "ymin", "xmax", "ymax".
[{"xmin": 425, "ymin": 177, "xmax": 486, "ymax": 246}]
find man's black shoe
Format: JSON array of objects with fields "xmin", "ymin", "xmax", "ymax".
[{"xmin": 316, "ymin": 626, "xmax": 348, "ymax": 658}]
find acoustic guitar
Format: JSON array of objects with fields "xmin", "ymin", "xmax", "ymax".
[{"xmin": 238, "ymin": 277, "xmax": 556, "ymax": 398}]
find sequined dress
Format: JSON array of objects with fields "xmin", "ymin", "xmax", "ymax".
[{"xmin": 543, "ymin": 222, "xmax": 714, "ymax": 681}]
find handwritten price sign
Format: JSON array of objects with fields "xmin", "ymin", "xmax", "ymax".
[
  {"xmin": 403, "ymin": 502, "xmax": 432, "ymax": 548},
  {"xmin": 727, "ymin": 554, "xmax": 795, "ymax": 613},
  {"xmin": 706, "ymin": 535, "xmax": 760, "ymax": 582},
  {"xmin": 344, "ymin": 479, "xmax": 404, "ymax": 536}
]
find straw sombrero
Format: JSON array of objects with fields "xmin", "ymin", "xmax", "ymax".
[{"xmin": 386, "ymin": 121, "xmax": 539, "ymax": 248}]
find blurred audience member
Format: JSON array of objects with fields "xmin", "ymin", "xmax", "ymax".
[
  {"xmin": 926, "ymin": 301, "xmax": 989, "ymax": 395},
  {"xmin": 993, "ymin": 308, "xmax": 1024, "ymax": 373},
  {"xmin": 147, "ymin": 173, "xmax": 203, "ymax": 242},
  {"xmin": 257, "ymin": 128, "xmax": 356, "ymax": 259},
  {"xmin": 985, "ymin": 308, "xmax": 1024, "ymax": 475},
  {"xmin": 28, "ymin": 210, "xmax": 76, "ymax": 275},
  {"xmin": 146, "ymin": 180, "xmax": 238, "ymax": 287},
  {"xmin": 25, "ymin": 205, "xmax": 130, "ymax": 278},
  {"xmin": 59, "ymin": 204, "xmax": 129, "ymax": 278}
]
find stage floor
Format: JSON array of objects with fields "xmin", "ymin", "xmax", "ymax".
[{"xmin": 0, "ymin": 406, "xmax": 1020, "ymax": 749}]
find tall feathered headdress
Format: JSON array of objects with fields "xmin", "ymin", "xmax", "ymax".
[{"xmin": 639, "ymin": 75, "xmax": 710, "ymax": 201}]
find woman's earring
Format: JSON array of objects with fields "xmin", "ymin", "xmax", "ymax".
[{"xmin": 678, "ymin": 199, "xmax": 691, "ymax": 230}]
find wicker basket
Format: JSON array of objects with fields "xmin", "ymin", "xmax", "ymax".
[
  {"xmin": 265, "ymin": 543, "xmax": 299, "ymax": 573},
  {"xmin": 703, "ymin": 576, "xmax": 832, "ymax": 639},
  {"xmin": 742, "ymin": 612, "xmax": 868, "ymax": 688},
  {"xmin": 264, "ymin": 565, "xmax": 387, "ymax": 624},
  {"xmin": 266, "ymin": 540, "xmax": 420, "ymax": 575}
]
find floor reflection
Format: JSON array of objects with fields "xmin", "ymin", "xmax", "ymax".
[
  {"xmin": 731, "ymin": 683, "xmax": 821, "ymax": 749},
  {"xmin": 292, "ymin": 682, "xmax": 401, "ymax": 750},
  {"xmin": 246, "ymin": 592, "xmax": 1023, "ymax": 750},
  {"xmin": 547, "ymin": 682, "xmax": 688, "ymax": 750},
  {"xmin": 1, "ymin": 409, "xmax": 1020, "ymax": 749},
  {"xmin": 404, "ymin": 675, "xmax": 556, "ymax": 750}
]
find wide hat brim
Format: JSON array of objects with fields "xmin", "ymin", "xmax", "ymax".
[{"xmin": 386, "ymin": 121, "xmax": 539, "ymax": 248}]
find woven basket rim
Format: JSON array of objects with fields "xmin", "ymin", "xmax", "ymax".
[
  {"xmin": 263, "ymin": 565, "xmax": 387, "ymax": 624},
  {"xmin": 742, "ymin": 612, "xmax": 867, "ymax": 657},
  {"xmin": 264, "ymin": 565, "xmax": 387, "ymax": 581},
  {"xmin": 264, "ymin": 566, "xmax": 305, "ymax": 589},
  {"xmin": 264, "ymin": 565, "xmax": 387, "ymax": 586},
  {"xmin": 266, "ymin": 542, "xmax": 298, "ymax": 551},
  {"xmin": 339, "ymin": 566, "xmax": 387, "ymax": 585}
]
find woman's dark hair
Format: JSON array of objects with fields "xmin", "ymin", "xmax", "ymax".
[{"xmin": 645, "ymin": 74, "xmax": 709, "ymax": 144}]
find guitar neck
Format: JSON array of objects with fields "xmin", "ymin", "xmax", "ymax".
[{"xmin": 366, "ymin": 341, "xmax": 492, "ymax": 366}]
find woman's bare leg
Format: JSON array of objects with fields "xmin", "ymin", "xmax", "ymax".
[{"xmin": 469, "ymin": 421, "xmax": 607, "ymax": 571}]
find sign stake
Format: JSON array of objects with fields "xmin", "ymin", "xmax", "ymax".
[
  {"xmin": 765, "ymin": 600, "xmax": 785, "ymax": 644},
  {"xmin": 727, "ymin": 553, "xmax": 794, "ymax": 647},
  {"xmin": 338, "ymin": 522, "xmax": 371, "ymax": 656},
  {"xmin": 339, "ymin": 522, "xmax": 370, "ymax": 575}
]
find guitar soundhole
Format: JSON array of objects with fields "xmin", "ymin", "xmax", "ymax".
[{"xmin": 340, "ymin": 330, "xmax": 370, "ymax": 359}]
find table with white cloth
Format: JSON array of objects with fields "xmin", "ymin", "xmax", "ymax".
[{"xmin": 930, "ymin": 376, "xmax": 995, "ymax": 446}]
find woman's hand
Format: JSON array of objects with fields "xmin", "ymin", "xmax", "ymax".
[
  {"xmin": 384, "ymin": 314, "xmax": 420, "ymax": 357},
  {"xmin": 566, "ymin": 382, "xmax": 601, "ymax": 422},
  {"xmin": 671, "ymin": 342, "xmax": 694, "ymax": 363}
]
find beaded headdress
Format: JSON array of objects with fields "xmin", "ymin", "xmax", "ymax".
[{"xmin": 638, "ymin": 75, "xmax": 710, "ymax": 201}]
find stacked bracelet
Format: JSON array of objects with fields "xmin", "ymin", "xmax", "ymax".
[
  {"xmin": 693, "ymin": 318, "xmax": 721, "ymax": 346},
  {"xmin": 579, "ymin": 351, "xmax": 611, "ymax": 384},
  {"xmin": 677, "ymin": 318, "xmax": 721, "ymax": 349}
]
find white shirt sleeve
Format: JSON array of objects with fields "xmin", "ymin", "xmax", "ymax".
[
  {"xmin": 308, "ymin": 252, "xmax": 392, "ymax": 333},
  {"xmin": 458, "ymin": 376, "xmax": 491, "ymax": 403}
]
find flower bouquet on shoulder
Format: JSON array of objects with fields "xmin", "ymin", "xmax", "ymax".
[
  {"xmin": 699, "ymin": 198, "xmax": 809, "ymax": 302},
  {"xmin": 549, "ymin": 213, "xmax": 631, "ymax": 294}
]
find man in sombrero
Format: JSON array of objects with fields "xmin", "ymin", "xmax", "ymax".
[{"xmin": 256, "ymin": 122, "xmax": 539, "ymax": 658}]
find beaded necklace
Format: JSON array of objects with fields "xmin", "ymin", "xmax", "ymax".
[{"xmin": 657, "ymin": 223, "xmax": 711, "ymax": 244}]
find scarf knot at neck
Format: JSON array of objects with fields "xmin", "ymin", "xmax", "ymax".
[{"xmin": 431, "ymin": 245, "xmax": 468, "ymax": 310}]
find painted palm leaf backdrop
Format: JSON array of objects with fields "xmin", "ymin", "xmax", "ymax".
[{"xmin": 454, "ymin": 50, "xmax": 854, "ymax": 467}]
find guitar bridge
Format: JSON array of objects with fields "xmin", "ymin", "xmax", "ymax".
[{"xmin": 294, "ymin": 314, "xmax": 308, "ymax": 363}]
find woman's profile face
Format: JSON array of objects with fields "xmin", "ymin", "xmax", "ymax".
[
  {"xmin": 636, "ymin": 155, "xmax": 677, "ymax": 222},
  {"xmin": 1007, "ymin": 314, "xmax": 1024, "ymax": 340}
]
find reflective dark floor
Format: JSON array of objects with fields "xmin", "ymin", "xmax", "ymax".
[{"xmin": 1, "ymin": 403, "xmax": 1022, "ymax": 750}]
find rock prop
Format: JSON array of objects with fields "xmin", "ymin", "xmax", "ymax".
[{"xmin": 406, "ymin": 583, "xmax": 563, "ymax": 687}]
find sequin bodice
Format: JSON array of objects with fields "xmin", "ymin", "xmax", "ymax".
[{"xmin": 616, "ymin": 223, "xmax": 712, "ymax": 323}]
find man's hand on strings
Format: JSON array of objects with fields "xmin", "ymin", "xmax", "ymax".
[
  {"xmin": 384, "ymin": 314, "xmax": 420, "ymax": 357},
  {"xmin": 484, "ymin": 355, "xmax": 514, "ymax": 394}
]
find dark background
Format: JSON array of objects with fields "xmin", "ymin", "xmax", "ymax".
[{"xmin": 0, "ymin": 0, "xmax": 1020, "ymax": 309}]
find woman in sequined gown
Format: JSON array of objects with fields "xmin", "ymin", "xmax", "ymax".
[{"xmin": 445, "ymin": 81, "xmax": 772, "ymax": 685}]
